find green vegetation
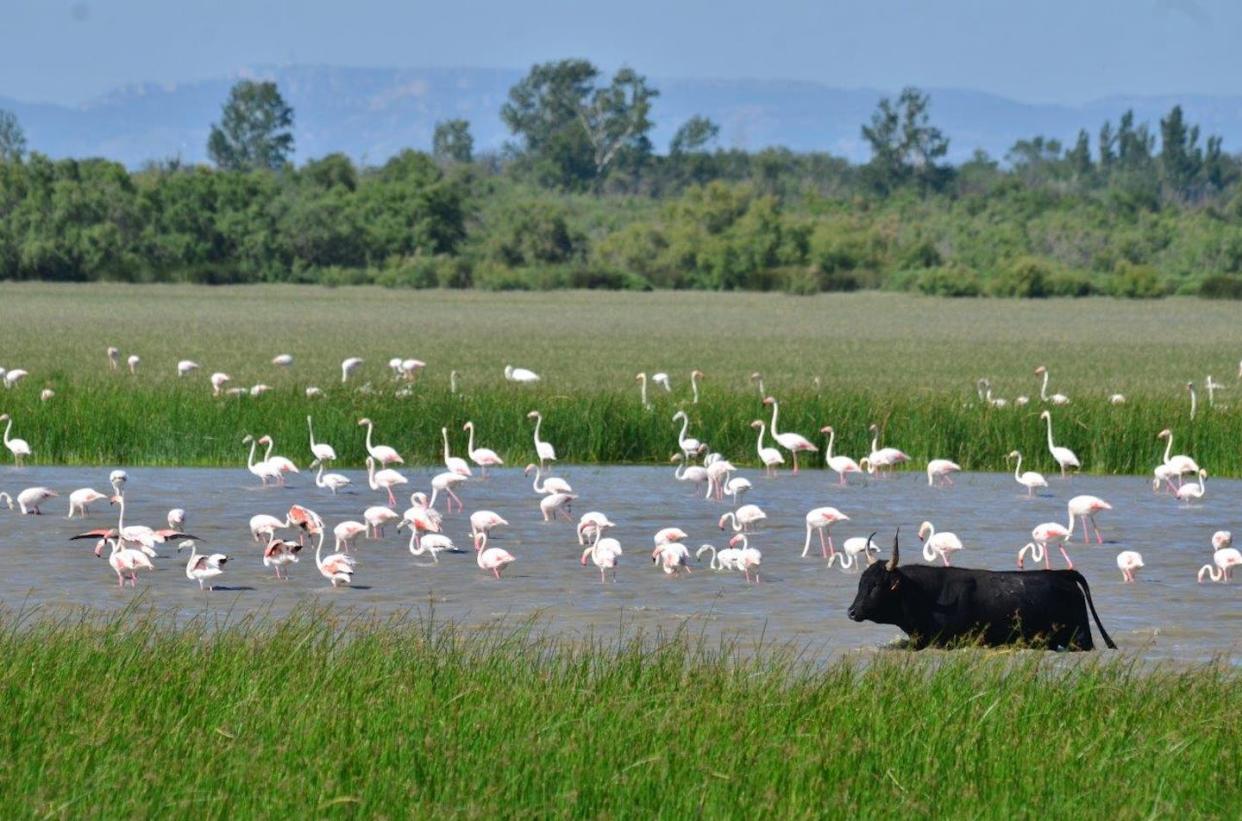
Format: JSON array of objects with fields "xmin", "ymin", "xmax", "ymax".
[
  {"xmin": 2, "ymin": 284, "xmax": 1239, "ymax": 473},
  {"xmin": 0, "ymin": 607, "xmax": 1235, "ymax": 817},
  {"xmin": 3, "ymin": 66, "xmax": 1242, "ymax": 296}
]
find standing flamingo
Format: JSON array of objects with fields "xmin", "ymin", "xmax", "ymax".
[
  {"xmin": 1174, "ymin": 469, "xmax": 1207, "ymax": 505},
  {"xmin": 763, "ymin": 397, "xmax": 817, "ymax": 474},
  {"xmin": 1198, "ymin": 547, "xmax": 1242, "ymax": 582},
  {"xmin": 313, "ymin": 461, "xmax": 351, "ymax": 494},
  {"xmin": 803, "ymin": 507, "xmax": 849, "ymax": 558},
  {"xmin": 539, "ymin": 492, "xmax": 577, "ymax": 522},
  {"xmin": 926, "ymin": 459, "xmax": 961, "ymax": 487},
  {"xmin": 358, "ymin": 418, "xmax": 403, "ymax": 466},
  {"xmin": 463, "ymin": 421, "xmax": 504, "ymax": 477},
  {"xmin": 865, "ymin": 424, "xmax": 910, "ymax": 477},
  {"xmin": 333, "ymin": 521, "xmax": 368, "ymax": 553},
  {"xmin": 341, "ymin": 357, "xmax": 364, "ymax": 383},
  {"xmin": 651, "ymin": 541, "xmax": 692, "ymax": 576},
  {"xmin": 470, "ymin": 510, "xmax": 509, "ymax": 547},
  {"xmin": 441, "ymin": 428, "xmax": 472, "ymax": 477},
  {"xmin": 0, "ymin": 413, "xmax": 31, "ymax": 466},
  {"xmin": 242, "ymin": 435, "xmax": 282, "ymax": 488},
  {"xmin": 474, "ymin": 530, "xmax": 516, "ymax": 579},
  {"xmin": 1006, "ymin": 451, "xmax": 1047, "ymax": 497},
  {"xmin": 671, "ymin": 454, "xmax": 710, "ymax": 494},
  {"xmin": 504, "ymin": 365, "xmax": 541, "ymax": 383},
  {"xmin": 690, "ymin": 369, "xmax": 704, "ymax": 404},
  {"xmin": 635, "ymin": 373, "xmax": 652, "ymax": 409},
  {"xmin": 917, "ymin": 521, "xmax": 963, "ymax": 566},
  {"xmin": 429, "ymin": 471, "xmax": 468, "ymax": 512},
  {"xmin": 672, "ymin": 411, "xmax": 704, "ymax": 460},
  {"xmin": 363, "ymin": 506, "xmax": 400, "ymax": 539},
  {"xmin": 581, "ymin": 532, "xmax": 622, "ymax": 583},
  {"xmin": 577, "ymin": 512, "xmax": 616, "ymax": 545},
  {"xmin": 718, "ymin": 505, "xmax": 767, "ymax": 533},
  {"xmin": 527, "ymin": 411, "xmax": 557, "ymax": 469},
  {"xmin": 1034, "ymin": 366, "xmax": 1070, "ymax": 405},
  {"xmin": 107, "ymin": 346, "xmax": 120, "ymax": 370},
  {"xmin": 315, "ymin": 531, "xmax": 355, "ymax": 587},
  {"xmin": 263, "ymin": 539, "xmax": 302, "ymax": 579},
  {"xmin": 1039, "ymin": 410, "xmax": 1080, "ymax": 478},
  {"xmin": 6, "ymin": 487, "xmax": 57, "ymax": 514},
  {"xmin": 1116, "ymin": 551, "xmax": 1144, "ymax": 583},
  {"xmin": 365, "ymin": 457, "xmax": 407, "ymax": 506},
  {"xmin": 1068, "ymin": 495, "xmax": 1111, "ymax": 544},
  {"xmin": 525, "ymin": 463, "xmax": 572, "ymax": 495},
  {"xmin": 306, "ymin": 416, "xmax": 337, "ymax": 464},
  {"xmin": 728, "ymin": 533, "xmax": 762, "ymax": 583},
  {"xmin": 179, "ymin": 540, "xmax": 228, "ymax": 590},
  {"xmin": 820, "ymin": 427, "xmax": 863, "ymax": 486},
  {"xmin": 96, "ymin": 536, "xmax": 153, "ymax": 587},
  {"xmin": 259, "ymin": 435, "xmax": 299, "ymax": 484},
  {"xmin": 750, "ymin": 420, "xmax": 784, "ymax": 478},
  {"xmin": 66, "ymin": 488, "xmax": 109, "ymax": 518},
  {"xmin": 1156, "ymin": 429, "xmax": 1199, "ymax": 486},
  {"xmin": 1017, "ymin": 520, "xmax": 1074, "ymax": 570}
]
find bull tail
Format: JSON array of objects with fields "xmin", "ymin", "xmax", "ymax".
[{"xmin": 1069, "ymin": 571, "xmax": 1117, "ymax": 650}]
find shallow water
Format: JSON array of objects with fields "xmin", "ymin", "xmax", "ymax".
[{"xmin": 1, "ymin": 464, "xmax": 1238, "ymax": 664}]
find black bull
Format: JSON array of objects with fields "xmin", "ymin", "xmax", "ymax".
[{"xmin": 848, "ymin": 531, "xmax": 1116, "ymax": 650}]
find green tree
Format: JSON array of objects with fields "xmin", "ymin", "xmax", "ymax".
[
  {"xmin": 207, "ymin": 81, "xmax": 295, "ymax": 171},
  {"xmin": 860, "ymin": 87, "xmax": 949, "ymax": 192},
  {"xmin": 1159, "ymin": 105, "xmax": 1202, "ymax": 198},
  {"xmin": 1066, "ymin": 130, "xmax": 1093, "ymax": 181},
  {"xmin": 670, "ymin": 116, "xmax": 719, "ymax": 155},
  {"xmin": 433, "ymin": 119, "xmax": 474, "ymax": 164},
  {"xmin": 0, "ymin": 109, "xmax": 26, "ymax": 162}
]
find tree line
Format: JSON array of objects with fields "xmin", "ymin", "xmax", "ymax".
[{"xmin": 2, "ymin": 59, "xmax": 1242, "ymax": 298}]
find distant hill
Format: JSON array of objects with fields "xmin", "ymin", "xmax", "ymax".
[{"xmin": 3, "ymin": 65, "xmax": 1240, "ymax": 168}]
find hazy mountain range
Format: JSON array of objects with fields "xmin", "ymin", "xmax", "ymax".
[{"xmin": 3, "ymin": 65, "xmax": 1241, "ymax": 168}]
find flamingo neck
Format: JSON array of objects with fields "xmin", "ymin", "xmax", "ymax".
[
  {"xmin": 247, "ymin": 438, "xmax": 257, "ymax": 470},
  {"xmin": 1162, "ymin": 434, "xmax": 1173, "ymax": 466},
  {"xmin": 307, "ymin": 417, "xmax": 316, "ymax": 447},
  {"xmin": 442, "ymin": 429, "xmax": 451, "ymax": 461},
  {"xmin": 673, "ymin": 460, "xmax": 686, "ymax": 480},
  {"xmin": 691, "ymin": 373, "xmax": 700, "ymax": 403},
  {"xmin": 1039, "ymin": 370, "xmax": 1049, "ymax": 401},
  {"xmin": 825, "ymin": 429, "xmax": 836, "ymax": 460},
  {"xmin": 465, "ymin": 424, "xmax": 476, "ymax": 455},
  {"xmin": 870, "ymin": 430, "xmax": 879, "ymax": 454},
  {"xmin": 1044, "ymin": 415, "xmax": 1056, "ymax": 452},
  {"xmin": 1013, "ymin": 454, "xmax": 1022, "ymax": 481},
  {"xmin": 677, "ymin": 414, "xmax": 689, "ymax": 445},
  {"xmin": 2, "ymin": 417, "xmax": 11, "ymax": 445},
  {"xmin": 367, "ymin": 460, "xmax": 378, "ymax": 490},
  {"xmin": 769, "ymin": 401, "xmax": 781, "ymax": 438},
  {"xmin": 316, "ymin": 462, "xmax": 325, "ymax": 486},
  {"xmin": 365, "ymin": 422, "xmax": 375, "ymax": 453},
  {"xmin": 922, "ymin": 540, "xmax": 937, "ymax": 562},
  {"xmin": 532, "ymin": 415, "xmax": 543, "ymax": 446},
  {"xmin": 639, "ymin": 376, "xmax": 647, "ymax": 406},
  {"xmin": 263, "ymin": 438, "xmax": 274, "ymax": 462},
  {"xmin": 755, "ymin": 424, "xmax": 766, "ymax": 455}
]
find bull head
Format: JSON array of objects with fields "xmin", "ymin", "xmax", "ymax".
[{"xmin": 886, "ymin": 527, "xmax": 900, "ymax": 571}]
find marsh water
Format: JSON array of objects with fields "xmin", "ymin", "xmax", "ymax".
[{"xmin": 1, "ymin": 464, "xmax": 1238, "ymax": 664}]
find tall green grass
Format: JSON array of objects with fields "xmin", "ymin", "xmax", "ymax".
[{"xmin": 0, "ymin": 607, "xmax": 1234, "ymax": 817}]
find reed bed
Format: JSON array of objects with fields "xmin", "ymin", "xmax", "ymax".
[{"xmin": 0, "ymin": 606, "xmax": 1234, "ymax": 817}]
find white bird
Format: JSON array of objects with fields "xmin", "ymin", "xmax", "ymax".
[
  {"xmin": 1212, "ymin": 531, "xmax": 1233, "ymax": 551},
  {"xmin": 272, "ymin": 354, "xmax": 294, "ymax": 367},
  {"xmin": 651, "ymin": 541, "xmax": 692, "ymax": 576},
  {"xmin": 249, "ymin": 384, "xmax": 271, "ymax": 397},
  {"xmin": 803, "ymin": 507, "xmax": 849, "ymax": 559},
  {"xmin": 262, "ymin": 538, "xmax": 301, "ymax": 580},
  {"xmin": 695, "ymin": 542, "xmax": 744, "ymax": 572},
  {"xmin": 441, "ymin": 427, "xmax": 472, "ymax": 477},
  {"xmin": 4, "ymin": 486, "xmax": 57, "ymax": 515},
  {"xmin": 525, "ymin": 463, "xmax": 571, "ymax": 495},
  {"xmin": 1067, "ymin": 495, "xmax": 1111, "ymax": 544},
  {"xmin": 39, "ymin": 388, "xmax": 55, "ymax": 402},
  {"xmin": 1198, "ymin": 548, "xmax": 1242, "ymax": 583},
  {"xmin": 527, "ymin": 411, "xmax": 557, "ymax": 469},
  {"xmin": 358, "ymin": 418, "xmax": 403, "ymax": 465},
  {"xmin": 917, "ymin": 521, "xmax": 963, "ymax": 566},
  {"xmin": 341, "ymin": 357, "xmax": 364, "ymax": 383},
  {"xmin": 365, "ymin": 457, "xmax": 408, "ymax": 506},
  {"xmin": 1175, "ymin": 469, "xmax": 1208, "ymax": 504},
  {"xmin": 313, "ymin": 461, "xmax": 351, "ymax": 495},
  {"xmin": 750, "ymin": 420, "xmax": 784, "ymax": 478},
  {"xmin": 242, "ymin": 435, "xmax": 281, "ymax": 487},
  {"xmin": 179, "ymin": 540, "xmax": 227, "ymax": 590},
  {"xmin": 728, "ymin": 533, "xmax": 762, "ymax": 583},
  {"xmin": 718, "ymin": 505, "xmax": 766, "ymax": 533},
  {"xmin": 672, "ymin": 411, "xmax": 704, "ymax": 459},
  {"xmin": 474, "ymin": 531, "xmax": 516, "ymax": 579},
  {"xmin": 1035, "ymin": 366, "xmax": 1069, "ymax": 405},
  {"xmin": 429, "ymin": 471, "xmax": 468, "ymax": 512},
  {"xmin": 106, "ymin": 347, "xmax": 120, "ymax": 370},
  {"xmin": 1039, "ymin": 410, "xmax": 1080, "ymax": 478},
  {"xmin": 167, "ymin": 508, "xmax": 186, "ymax": 530},
  {"xmin": 829, "ymin": 534, "xmax": 880, "ymax": 572},
  {"xmin": 926, "ymin": 459, "xmax": 961, "ymax": 487},
  {"xmin": 463, "ymin": 421, "xmax": 504, "ymax": 476},
  {"xmin": 864, "ymin": 424, "xmax": 910, "ymax": 477},
  {"xmin": 362, "ymin": 506, "xmax": 400, "ymax": 539},
  {"xmin": 210, "ymin": 372, "xmax": 231, "ymax": 396},
  {"xmin": 577, "ymin": 512, "xmax": 616, "ymax": 545},
  {"xmin": 581, "ymin": 533, "xmax": 622, "ymax": 583},
  {"xmin": 653, "ymin": 526, "xmax": 689, "ymax": 548},
  {"xmin": 3, "ymin": 368, "xmax": 29, "ymax": 388},
  {"xmin": 505, "ymin": 365, "xmax": 541, "ymax": 383},
  {"xmin": 0, "ymin": 413, "xmax": 32, "ymax": 466},
  {"xmin": 652, "ymin": 372, "xmax": 672, "ymax": 392},
  {"xmin": 1116, "ymin": 550, "xmax": 1144, "ymax": 583},
  {"xmin": 333, "ymin": 521, "xmax": 368, "ymax": 554},
  {"xmin": 126, "ymin": 354, "xmax": 140, "ymax": 375},
  {"xmin": 177, "ymin": 360, "xmax": 199, "ymax": 377},
  {"xmin": 1109, "ymin": 394, "xmax": 1126, "ymax": 405},
  {"xmin": 1156, "ymin": 429, "xmax": 1199, "ymax": 485},
  {"xmin": 66, "ymin": 487, "xmax": 109, "ymax": 518},
  {"xmin": 724, "ymin": 476, "xmax": 752, "ymax": 504},
  {"xmin": 306, "ymin": 416, "xmax": 337, "ymax": 463},
  {"xmin": 763, "ymin": 396, "xmax": 818, "ymax": 474},
  {"xmin": 315, "ymin": 532, "xmax": 356, "ymax": 587},
  {"xmin": 306, "ymin": 386, "xmax": 323, "ymax": 398},
  {"xmin": 820, "ymin": 426, "xmax": 863, "ymax": 486},
  {"xmin": 1006, "ymin": 450, "xmax": 1047, "ymax": 497},
  {"xmin": 540, "ymin": 492, "xmax": 577, "ymax": 522}
]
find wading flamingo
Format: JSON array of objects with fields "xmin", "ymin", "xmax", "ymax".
[
  {"xmin": 67, "ymin": 488, "xmax": 109, "ymax": 518},
  {"xmin": 365, "ymin": 456, "xmax": 407, "ymax": 506},
  {"xmin": 820, "ymin": 427, "xmax": 863, "ymax": 485},
  {"xmin": 179, "ymin": 540, "xmax": 227, "ymax": 590},
  {"xmin": 651, "ymin": 541, "xmax": 692, "ymax": 576},
  {"xmin": 718, "ymin": 505, "xmax": 767, "ymax": 533},
  {"xmin": 917, "ymin": 521, "xmax": 963, "ymax": 566},
  {"xmin": 1034, "ymin": 366, "xmax": 1069, "ymax": 405},
  {"xmin": 262, "ymin": 538, "xmax": 302, "ymax": 579},
  {"xmin": 0, "ymin": 413, "xmax": 31, "ymax": 466},
  {"xmin": 576, "ymin": 512, "xmax": 616, "ymax": 545},
  {"xmin": 724, "ymin": 476, "xmax": 752, "ymax": 504},
  {"xmin": 474, "ymin": 530, "xmax": 515, "ymax": 578},
  {"xmin": 803, "ymin": 507, "xmax": 849, "ymax": 559},
  {"xmin": 525, "ymin": 463, "xmax": 572, "ymax": 495},
  {"xmin": 527, "ymin": 411, "xmax": 557, "ymax": 470},
  {"xmin": 1006, "ymin": 450, "xmax": 1047, "ymax": 497},
  {"xmin": 441, "ymin": 428, "xmax": 472, "ymax": 477},
  {"xmin": 470, "ymin": 510, "xmax": 509, "ymax": 546},
  {"xmin": 1198, "ymin": 547, "xmax": 1242, "ymax": 583},
  {"xmin": 926, "ymin": 459, "xmax": 961, "ymax": 487},
  {"xmin": 315, "ymin": 531, "xmax": 355, "ymax": 587},
  {"xmin": 1017, "ymin": 521, "xmax": 1074, "ymax": 570},
  {"xmin": 764, "ymin": 397, "xmax": 817, "ymax": 474},
  {"xmin": 5, "ymin": 486, "xmax": 57, "ymax": 514},
  {"xmin": 333, "ymin": 521, "xmax": 368, "ymax": 553},
  {"xmin": 671, "ymin": 454, "xmax": 709, "ymax": 494},
  {"xmin": 429, "ymin": 471, "xmax": 468, "ymax": 512},
  {"xmin": 1175, "ymin": 469, "xmax": 1207, "ymax": 505},
  {"xmin": 728, "ymin": 533, "xmax": 762, "ymax": 583},
  {"xmin": 1068, "ymin": 495, "xmax": 1111, "ymax": 544},
  {"xmin": 539, "ymin": 492, "xmax": 577, "ymax": 522},
  {"xmin": 72, "ymin": 493, "xmax": 196, "ymax": 557},
  {"xmin": 463, "ymin": 421, "xmax": 504, "ymax": 477},
  {"xmin": 865, "ymin": 424, "xmax": 910, "ymax": 477},
  {"xmin": 242, "ymin": 435, "xmax": 282, "ymax": 487},
  {"xmin": 259, "ymin": 435, "xmax": 298, "ymax": 484},
  {"xmin": 1039, "ymin": 410, "xmax": 1080, "ymax": 478},
  {"xmin": 704, "ymin": 456, "xmax": 736, "ymax": 502},
  {"xmin": 1156, "ymin": 429, "xmax": 1199, "ymax": 486},
  {"xmin": 363, "ymin": 505, "xmax": 399, "ymax": 539},
  {"xmin": 829, "ymin": 533, "xmax": 880, "ymax": 572},
  {"xmin": 307, "ymin": 416, "xmax": 337, "ymax": 464},
  {"xmin": 358, "ymin": 418, "xmax": 403, "ymax": 466},
  {"xmin": 1116, "ymin": 550, "xmax": 1144, "ymax": 583},
  {"xmin": 313, "ymin": 460, "xmax": 351, "ymax": 494},
  {"xmin": 672, "ymin": 411, "xmax": 704, "ymax": 460},
  {"xmin": 696, "ymin": 542, "xmax": 743, "ymax": 572},
  {"xmin": 97, "ymin": 536, "xmax": 153, "ymax": 587},
  {"xmin": 581, "ymin": 532, "xmax": 622, "ymax": 583},
  {"xmin": 750, "ymin": 420, "xmax": 784, "ymax": 478}
]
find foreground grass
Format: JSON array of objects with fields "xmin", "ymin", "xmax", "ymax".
[
  {"xmin": 0, "ymin": 608, "xmax": 1235, "ymax": 817},
  {"xmin": 2, "ymin": 284, "xmax": 1240, "ymax": 474}
]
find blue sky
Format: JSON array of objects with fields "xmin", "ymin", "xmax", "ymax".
[{"xmin": 3, "ymin": 0, "xmax": 1238, "ymax": 105}]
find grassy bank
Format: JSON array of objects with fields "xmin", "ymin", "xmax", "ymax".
[
  {"xmin": 2, "ymin": 284, "xmax": 1239, "ymax": 474},
  {"xmin": 0, "ymin": 608, "xmax": 1235, "ymax": 817}
]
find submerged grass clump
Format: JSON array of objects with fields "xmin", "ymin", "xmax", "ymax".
[{"xmin": 0, "ymin": 606, "xmax": 1236, "ymax": 816}]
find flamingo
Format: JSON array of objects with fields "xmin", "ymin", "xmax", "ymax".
[
  {"xmin": 1213, "ymin": 531, "xmax": 1233, "ymax": 551},
  {"xmin": 1156, "ymin": 429, "xmax": 1199, "ymax": 485},
  {"xmin": 72, "ymin": 493, "xmax": 196, "ymax": 557},
  {"xmin": 429, "ymin": 471, "xmax": 468, "ymax": 513},
  {"xmin": 671, "ymin": 454, "xmax": 709, "ymax": 494},
  {"xmin": 718, "ymin": 505, "xmax": 767, "ymax": 533},
  {"xmin": 242, "ymin": 435, "xmax": 282, "ymax": 487},
  {"xmin": 259, "ymin": 436, "xmax": 298, "ymax": 484},
  {"xmin": 96, "ymin": 536, "xmax": 153, "ymax": 587},
  {"xmin": 262, "ymin": 538, "xmax": 302, "ymax": 580},
  {"xmin": 750, "ymin": 420, "xmax": 784, "ymax": 478},
  {"xmin": 470, "ymin": 510, "xmax": 509, "ymax": 548},
  {"xmin": 803, "ymin": 507, "xmax": 849, "ymax": 558},
  {"xmin": 865, "ymin": 424, "xmax": 910, "ymax": 477},
  {"xmin": 1068, "ymin": 495, "xmax": 1111, "ymax": 544},
  {"xmin": 177, "ymin": 360, "xmax": 199, "ymax": 377},
  {"xmin": 1116, "ymin": 551, "xmax": 1144, "ymax": 583},
  {"xmin": 127, "ymin": 355, "xmax": 140, "ymax": 375},
  {"xmin": 272, "ymin": 353, "xmax": 293, "ymax": 367},
  {"xmin": 179, "ymin": 540, "xmax": 227, "ymax": 590},
  {"xmin": 504, "ymin": 365, "xmax": 540, "ymax": 383},
  {"xmin": 829, "ymin": 533, "xmax": 880, "ymax": 572},
  {"xmin": 576, "ymin": 512, "xmax": 616, "ymax": 545},
  {"xmin": 463, "ymin": 421, "xmax": 503, "ymax": 477},
  {"xmin": 1152, "ymin": 462, "xmax": 1180, "ymax": 495},
  {"xmin": 820, "ymin": 427, "xmax": 863, "ymax": 486},
  {"xmin": 108, "ymin": 470, "xmax": 127, "ymax": 494},
  {"xmin": 651, "ymin": 541, "xmax": 692, "ymax": 576},
  {"xmin": 333, "ymin": 521, "xmax": 368, "ymax": 553},
  {"xmin": 285, "ymin": 504, "xmax": 324, "ymax": 546},
  {"xmin": 1198, "ymin": 548, "xmax": 1242, "ymax": 583},
  {"xmin": 306, "ymin": 386, "xmax": 323, "ymax": 398},
  {"xmin": 652, "ymin": 372, "xmax": 671, "ymax": 392},
  {"xmin": 406, "ymin": 531, "xmax": 456, "ymax": 564},
  {"xmin": 363, "ymin": 506, "xmax": 400, "ymax": 539},
  {"xmin": 727, "ymin": 533, "xmax": 762, "ymax": 583},
  {"xmin": 525, "ymin": 463, "xmax": 571, "ymax": 495},
  {"xmin": 704, "ymin": 456, "xmax": 736, "ymax": 502},
  {"xmin": 441, "ymin": 428, "xmax": 472, "ymax": 477},
  {"xmin": 1, "ymin": 368, "xmax": 28, "ymax": 388},
  {"xmin": 1187, "ymin": 382, "xmax": 1197, "ymax": 420},
  {"xmin": 653, "ymin": 526, "xmax": 689, "ymax": 548},
  {"xmin": 211, "ymin": 373, "xmax": 231, "ymax": 395},
  {"xmin": 917, "ymin": 521, "xmax": 963, "ymax": 566},
  {"xmin": 365, "ymin": 457, "xmax": 407, "ymax": 506},
  {"xmin": 763, "ymin": 397, "xmax": 817, "ymax": 474},
  {"xmin": 474, "ymin": 531, "xmax": 516, "ymax": 578},
  {"xmin": 635, "ymin": 373, "xmax": 652, "ymax": 409},
  {"xmin": 540, "ymin": 492, "xmax": 577, "ymax": 522},
  {"xmin": 926, "ymin": 459, "xmax": 961, "ymax": 487},
  {"xmin": 581, "ymin": 532, "xmax": 622, "ymax": 583},
  {"xmin": 66, "ymin": 488, "xmax": 109, "ymax": 518},
  {"xmin": 690, "ymin": 369, "xmax": 704, "ymax": 404},
  {"xmin": 358, "ymin": 418, "xmax": 403, "ymax": 466},
  {"xmin": 313, "ymin": 461, "xmax": 351, "ymax": 494},
  {"xmin": 695, "ymin": 542, "xmax": 743, "ymax": 572},
  {"xmin": 107, "ymin": 347, "xmax": 119, "ymax": 370},
  {"xmin": 341, "ymin": 357, "xmax": 364, "ymax": 383},
  {"xmin": 527, "ymin": 411, "xmax": 557, "ymax": 469},
  {"xmin": 315, "ymin": 531, "xmax": 356, "ymax": 587},
  {"xmin": 672, "ymin": 411, "xmax": 704, "ymax": 459},
  {"xmin": 1034, "ymin": 366, "xmax": 1069, "ymax": 405},
  {"xmin": 1017, "ymin": 521, "xmax": 1074, "ymax": 570},
  {"xmin": 307, "ymin": 416, "xmax": 337, "ymax": 464},
  {"xmin": 249, "ymin": 513, "xmax": 289, "ymax": 543},
  {"xmin": 724, "ymin": 476, "xmax": 752, "ymax": 504},
  {"xmin": 1006, "ymin": 451, "xmax": 1047, "ymax": 497},
  {"xmin": 750, "ymin": 372, "xmax": 765, "ymax": 398},
  {"xmin": 167, "ymin": 508, "xmax": 186, "ymax": 531},
  {"xmin": 4, "ymin": 486, "xmax": 57, "ymax": 514},
  {"xmin": 251, "ymin": 383, "xmax": 272, "ymax": 395},
  {"xmin": 1175, "ymin": 469, "xmax": 1208, "ymax": 505},
  {"xmin": 450, "ymin": 370, "xmax": 460, "ymax": 394},
  {"xmin": 1039, "ymin": 410, "xmax": 1080, "ymax": 479},
  {"xmin": 0, "ymin": 413, "xmax": 31, "ymax": 466},
  {"xmin": 396, "ymin": 498, "xmax": 442, "ymax": 552}
]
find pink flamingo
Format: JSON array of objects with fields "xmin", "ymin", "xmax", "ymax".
[
  {"xmin": 263, "ymin": 538, "xmax": 302, "ymax": 579},
  {"xmin": 926, "ymin": 459, "xmax": 961, "ymax": 487},
  {"xmin": 803, "ymin": 507, "xmax": 849, "ymax": 558},
  {"xmin": 820, "ymin": 426, "xmax": 862, "ymax": 486},
  {"xmin": 474, "ymin": 531, "xmax": 515, "ymax": 579},
  {"xmin": 315, "ymin": 531, "xmax": 355, "ymax": 587},
  {"xmin": 463, "ymin": 421, "xmax": 504, "ymax": 477},
  {"xmin": 1116, "ymin": 551, "xmax": 1144, "ymax": 583},
  {"xmin": 763, "ymin": 397, "xmax": 817, "ymax": 474},
  {"xmin": 1068, "ymin": 495, "xmax": 1111, "ymax": 544},
  {"xmin": 1017, "ymin": 521, "xmax": 1073, "ymax": 569}
]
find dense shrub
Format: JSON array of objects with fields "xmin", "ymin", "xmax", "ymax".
[
  {"xmin": 989, "ymin": 255, "xmax": 1053, "ymax": 298},
  {"xmin": 1199, "ymin": 275, "xmax": 1242, "ymax": 299},
  {"xmin": 1109, "ymin": 261, "xmax": 1167, "ymax": 298},
  {"xmin": 916, "ymin": 264, "xmax": 982, "ymax": 297}
]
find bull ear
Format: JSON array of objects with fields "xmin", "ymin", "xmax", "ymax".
[{"xmin": 886, "ymin": 527, "xmax": 900, "ymax": 571}]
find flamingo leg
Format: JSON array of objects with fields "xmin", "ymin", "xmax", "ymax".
[
  {"xmin": 792, "ymin": 453, "xmax": 799, "ymax": 475},
  {"xmin": 449, "ymin": 489, "xmax": 462, "ymax": 511},
  {"xmin": 1059, "ymin": 546, "xmax": 1074, "ymax": 570}
]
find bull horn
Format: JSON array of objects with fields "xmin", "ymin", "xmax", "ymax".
[{"xmin": 887, "ymin": 528, "xmax": 900, "ymax": 571}]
